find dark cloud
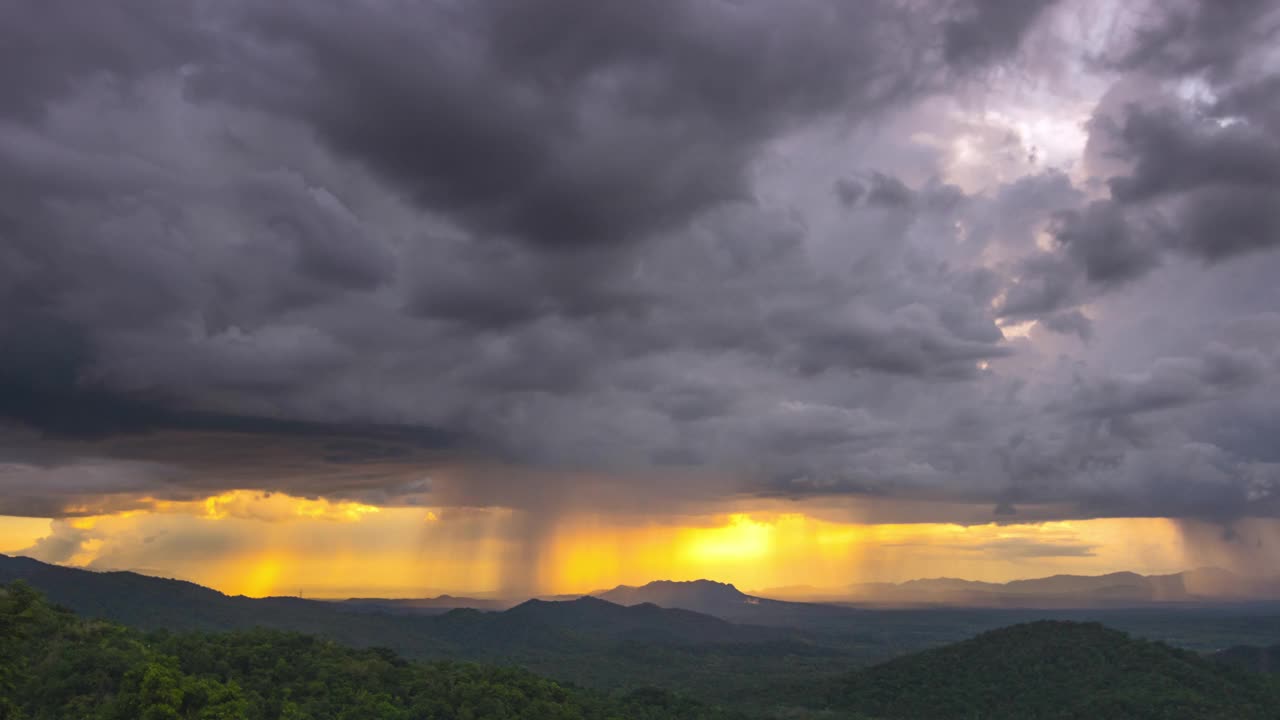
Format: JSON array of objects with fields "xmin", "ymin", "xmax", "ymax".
[
  {"xmin": 1104, "ymin": 107, "xmax": 1280, "ymax": 205},
  {"xmin": 833, "ymin": 178, "xmax": 866, "ymax": 207},
  {"xmin": 2, "ymin": 0, "xmax": 1280, "ymax": 531},
  {"xmin": 0, "ymin": 1, "xmax": 213, "ymax": 119},
  {"xmin": 866, "ymin": 172, "xmax": 916, "ymax": 208},
  {"xmin": 1104, "ymin": 0, "xmax": 1279, "ymax": 82},
  {"xmin": 1061, "ymin": 348, "xmax": 1266, "ymax": 421},
  {"xmin": 1038, "ymin": 309, "xmax": 1092, "ymax": 341},
  {"xmin": 1051, "ymin": 200, "xmax": 1161, "ymax": 286},
  {"xmin": 942, "ymin": 0, "xmax": 1059, "ymax": 68},
  {"xmin": 997, "ymin": 252, "xmax": 1084, "ymax": 318},
  {"xmin": 997, "ymin": 76, "xmax": 1280, "ymax": 317},
  {"xmin": 205, "ymin": 0, "xmax": 941, "ymax": 251}
]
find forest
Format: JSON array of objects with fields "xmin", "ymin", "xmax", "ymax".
[
  {"xmin": 6, "ymin": 580, "xmax": 1280, "ymax": 719},
  {"xmin": 0, "ymin": 582, "xmax": 739, "ymax": 720}
]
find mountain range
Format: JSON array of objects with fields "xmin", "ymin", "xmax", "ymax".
[
  {"xmin": 755, "ymin": 567, "xmax": 1280, "ymax": 607},
  {"xmin": 318, "ymin": 569, "xmax": 1280, "ymax": 618},
  {"xmin": 0, "ymin": 553, "xmax": 795, "ymax": 650}
]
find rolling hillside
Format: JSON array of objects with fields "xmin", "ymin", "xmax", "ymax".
[
  {"xmin": 832, "ymin": 620, "xmax": 1280, "ymax": 719},
  {"xmin": 0, "ymin": 583, "xmax": 736, "ymax": 720},
  {"xmin": 593, "ymin": 579, "xmax": 859, "ymax": 625},
  {"xmin": 760, "ymin": 568, "xmax": 1280, "ymax": 606}
]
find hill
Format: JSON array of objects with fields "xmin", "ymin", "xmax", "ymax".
[
  {"xmin": 832, "ymin": 620, "xmax": 1280, "ymax": 719},
  {"xmin": 0, "ymin": 581, "xmax": 735, "ymax": 719},
  {"xmin": 594, "ymin": 579, "xmax": 859, "ymax": 625},
  {"xmin": 597, "ymin": 580, "xmax": 752, "ymax": 611},
  {"xmin": 504, "ymin": 596, "xmax": 796, "ymax": 645}
]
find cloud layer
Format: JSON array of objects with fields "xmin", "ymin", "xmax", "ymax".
[{"xmin": 2, "ymin": 0, "xmax": 1280, "ymax": 532}]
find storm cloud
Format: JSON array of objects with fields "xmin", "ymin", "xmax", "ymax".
[{"xmin": 3, "ymin": 0, "xmax": 1280, "ymax": 531}]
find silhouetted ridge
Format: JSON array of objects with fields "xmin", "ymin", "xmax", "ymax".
[
  {"xmin": 593, "ymin": 577, "xmax": 857, "ymax": 625},
  {"xmin": 500, "ymin": 593, "xmax": 790, "ymax": 645},
  {"xmin": 762, "ymin": 566, "xmax": 1280, "ymax": 605},
  {"xmin": 835, "ymin": 620, "xmax": 1280, "ymax": 719}
]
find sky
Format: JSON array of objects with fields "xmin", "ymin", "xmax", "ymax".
[{"xmin": 2, "ymin": 0, "xmax": 1280, "ymax": 598}]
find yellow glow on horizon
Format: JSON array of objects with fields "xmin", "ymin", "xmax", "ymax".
[
  {"xmin": 234, "ymin": 554, "xmax": 285, "ymax": 597},
  {"xmin": 535, "ymin": 513, "xmax": 1195, "ymax": 595},
  {"xmin": 681, "ymin": 513, "xmax": 773, "ymax": 563},
  {"xmin": 0, "ymin": 516, "xmax": 51, "ymax": 553},
  {"xmin": 0, "ymin": 492, "xmax": 1254, "ymax": 598}
]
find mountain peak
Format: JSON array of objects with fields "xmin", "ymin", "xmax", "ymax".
[
  {"xmin": 631, "ymin": 579, "xmax": 742, "ymax": 594},
  {"xmin": 595, "ymin": 579, "xmax": 748, "ymax": 604}
]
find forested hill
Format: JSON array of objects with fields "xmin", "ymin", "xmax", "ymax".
[
  {"xmin": 1213, "ymin": 644, "xmax": 1280, "ymax": 674},
  {"xmin": 0, "ymin": 582, "xmax": 738, "ymax": 720},
  {"xmin": 831, "ymin": 620, "xmax": 1280, "ymax": 719}
]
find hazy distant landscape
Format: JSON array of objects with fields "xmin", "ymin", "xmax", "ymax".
[{"xmin": 755, "ymin": 567, "xmax": 1280, "ymax": 606}]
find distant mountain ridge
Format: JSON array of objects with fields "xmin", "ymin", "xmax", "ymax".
[
  {"xmin": 592, "ymin": 578, "xmax": 861, "ymax": 625},
  {"xmin": 756, "ymin": 567, "xmax": 1280, "ymax": 607},
  {"xmin": 339, "ymin": 595, "xmax": 509, "ymax": 614},
  {"xmin": 0, "ymin": 553, "xmax": 806, "ymax": 653},
  {"xmin": 595, "ymin": 580, "xmax": 755, "ymax": 611}
]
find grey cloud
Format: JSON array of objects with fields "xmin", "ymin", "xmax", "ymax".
[
  {"xmin": 1104, "ymin": 107, "xmax": 1280, "ymax": 205},
  {"xmin": 3, "ymin": 0, "xmax": 1280, "ymax": 531},
  {"xmin": 207, "ymin": 0, "xmax": 942, "ymax": 251},
  {"xmin": 774, "ymin": 301, "xmax": 1010, "ymax": 379},
  {"xmin": 0, "ymin": 1, "xmax": 213, "ymax": 119},
  {"xmin": 1089, "ymin": 104, "xmax": 1280, "ymax": 265},
  {"xmin": 1063, "ymin": 346, "xmax": 1270, "ymax": 420},
  {"xmin": 1039, "ymin": 309, "xmax": 1092, "ymax": 341},
  {"xmin": 833, "ymin": 178, "xmax": 866, "ymax": 207},
  {"xmin": 998, "ymin": 87, "xmax": 1280, "ymax": 319},
  {"xmin": 998, "ymin": 252, "xmax": 1085, "ymax": 318},
  {"xmin": 866, "ymin": 172, "xmax": 916, "ymax": 208},
  {"xmin": 1173, "ymin": 185, "xmax": 1280, "ymax": 261},
  {"xmin": 1105, "ymin": 0, "xmax": 1279, "ymax": 82},
  {"xmin": 942, "ymin": 0, "xmax": 1059, "ymax": 68},
  {"xmin": 1051, "ymin": 201, "xmax": 1161, "ymax": 286},
  {"xmin": 993, "ymin": 500, "xmax": 1017, "ymax": 516}
]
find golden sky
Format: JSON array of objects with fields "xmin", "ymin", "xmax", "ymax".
[{"xmin": 5, "ymin": 489, "xmax": 1271, "ymax": 599}]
